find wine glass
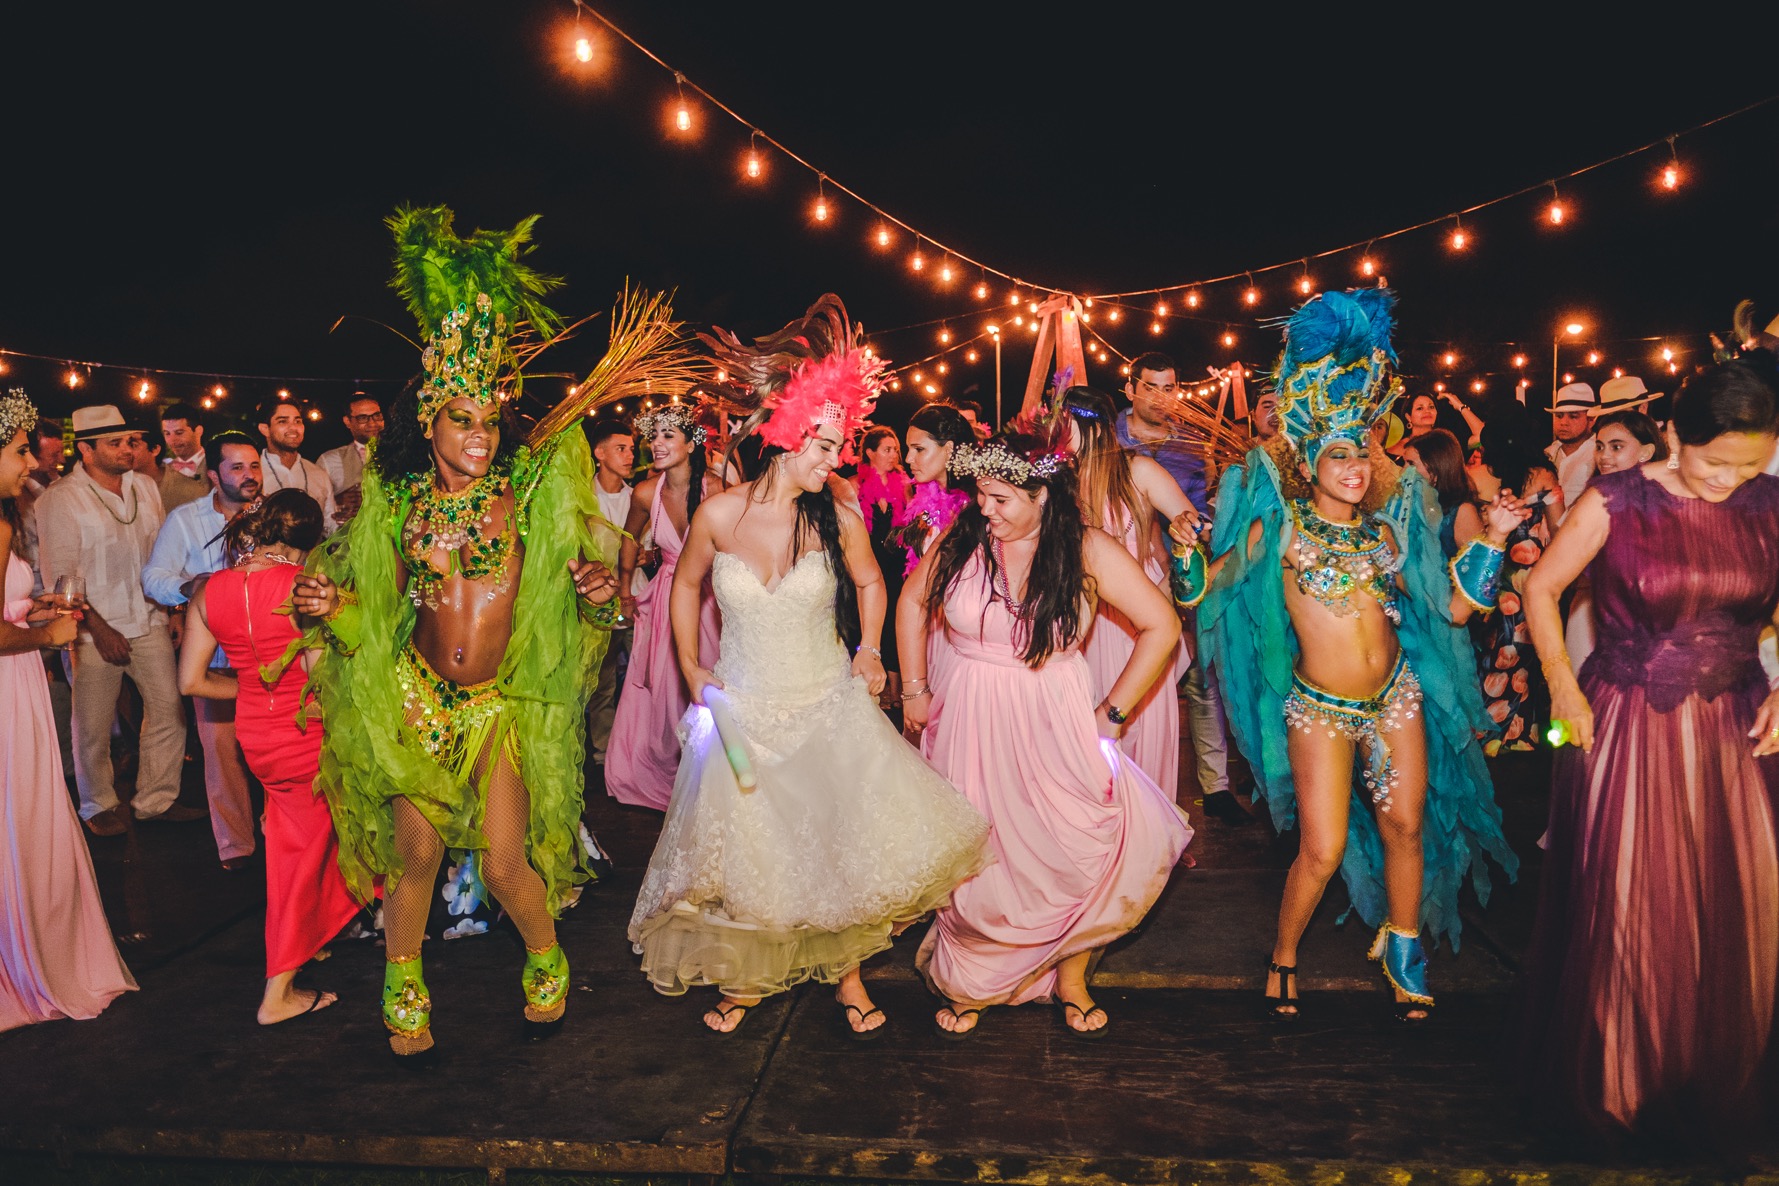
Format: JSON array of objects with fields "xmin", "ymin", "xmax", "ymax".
[{"xmin": 52, "ymin": 576, "xmax": 85, "ymax": 650}]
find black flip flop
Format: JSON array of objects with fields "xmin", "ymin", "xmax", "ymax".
[
  {"xmin": 933, "ymin": 1005, "xmax": 981, "ymax": 1041},
  {"xmin": 705, "ymin": 1000, "xmax": 752, "ymax": 1034},
  {"xmin": 1058, "ymin": 1000, "xmax": 1109, "ymax": 1041},
  {"xmin": 840, "ymin": 1002, "xmax": 887, "ymax": 1043}
]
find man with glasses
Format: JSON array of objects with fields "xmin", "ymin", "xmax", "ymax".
[{"xmin": 319, "ymin": 392, "xmax": 384, "ymax": 523}]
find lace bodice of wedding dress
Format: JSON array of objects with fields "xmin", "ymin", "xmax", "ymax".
[{"xmin": 710, "ymin": 550, "xmax": 849, "ymax": 702}]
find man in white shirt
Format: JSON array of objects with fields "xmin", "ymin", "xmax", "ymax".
[
  {"xmin": 34, "ymin": 406, "xmax": 197, "ymax": 835},
  {"xmin": 257, "ymin": 396, "xmax": 338, "ymax": 532},
  {"xmin": 142, "ymin": 430, "xmax": 263, "ymax": 865},
  {"xmin": 318, "ymin": 392, "xmax": 384, "ymax": 523},
  {"xmin": 585, "ymin": 419, "xmax": 635, "ymax": 762},
  {"xmin": 1545, "ymin": 381, "xmax": 1598, "ymax": 521}
]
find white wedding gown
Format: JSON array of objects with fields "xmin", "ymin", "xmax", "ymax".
[{"xmin": 629, "ymin": 550, "xmax": 988, "ymax": 997}]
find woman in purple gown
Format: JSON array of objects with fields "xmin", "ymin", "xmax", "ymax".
[{"xmin": 1522, "ymin": 357, "xmax": 1779, "ymax": 1144}]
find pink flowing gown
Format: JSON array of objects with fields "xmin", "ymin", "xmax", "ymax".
[
  {"xmin": 1, "ymin": 552, "xmax": 136, "ymax": 1031},
  {"xmin": 916, "ymin": 556, "xmax": 1193, "ymax": 1007},
  {"xmin": 606, "ymin": 487, "xmax": 720, "ymax": 810},
  {"xmin": 1081, "ymin": 510, "xmax": 1185, "ymax": 800},
  {"xmin": 1520, "ymin": 468, "xmax": 1779, "ymax": 1140}
]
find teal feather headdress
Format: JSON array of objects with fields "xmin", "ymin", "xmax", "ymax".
[
  {"xmin": 387, "ymin": 205, "xmax": 564, "ymax": 427},
  {"xmin": 1272, "ymin": 288, "xmax": 1402, "ymax": 466}
]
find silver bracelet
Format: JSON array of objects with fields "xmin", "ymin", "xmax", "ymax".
[{"xmin": 856, "ymin": 644, "xmax": 882, "ymax": 659}]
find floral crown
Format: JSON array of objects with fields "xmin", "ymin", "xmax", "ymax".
[
  {"xmin": 0, "ymin": 388, "xmax": 38, "ymax": 444},
  {"xmin": 417, "ymin": 293, "xmax": 505, "ymax": 428},
  {"xmin": 949, "ymin": 439, "xmax": 1071, "ymax": 485},
  {"xmin": 634, "ymin": 401, "xmax": 707, "ymax": 446}
]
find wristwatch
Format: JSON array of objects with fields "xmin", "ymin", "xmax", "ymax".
[{"xmin": 1104, "ymin": 703, "xmax": 1130, "ymax": 726}]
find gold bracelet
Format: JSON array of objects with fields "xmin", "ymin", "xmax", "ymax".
[{"xmin": 1538, "ymin": 649, "xmax": 1573, "ymax": 678}]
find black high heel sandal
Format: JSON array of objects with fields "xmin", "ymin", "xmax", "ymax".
[{"xmin": 1264, "ymin": 961, "xmax": 1300, "ymax": 1020}]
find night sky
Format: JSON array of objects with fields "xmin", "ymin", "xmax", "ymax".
[{"xmin": 2, "ymin": 1, "xmax": 1774, "ymax": 448}]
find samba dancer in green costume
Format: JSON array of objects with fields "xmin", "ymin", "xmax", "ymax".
[
  {"xmin": 1179, "ymin": 289, "xmax": 1523, "ymax": 1022},
  {"xmin": 291, "ymin": 206, "xmax": 700, "ymax": 1062}
]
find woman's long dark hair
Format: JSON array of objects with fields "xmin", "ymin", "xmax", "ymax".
[
  {"xmin": 374, "ymin": 380, "xmax": 524, "ymax": 483},
  {"xmin": 221, "ymin": 488, "xmax": 325, "ymax": 565},
  {"xmin": 752, "ymin": 444, "xmax": 860, "ymax": 651},
  {"xmin": 908, "ymin": 403, "xmax": 974, "ymax": 457},
  {"xmin": 1404, "ymin": 428, "xmax": 1469, "ymax": 512},
  {"xmin": 923, "ymin": 431, "xmax": 1089, "ymax": 668}
]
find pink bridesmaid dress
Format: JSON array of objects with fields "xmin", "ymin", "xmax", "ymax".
[
  {"xmin": 606, "ymin": 487, "xmax": 720, "ymax": 810},
  {"xmin": 1, "ymin": 551, "xmax": 136, "ymax": 1031},
  {"xmin": 916, "ymin": 556, "xmax": 1193, "ymax": 1007},
  {"xmin": 1081, "ymin": 510, "xmax": 1185, "ymax": 800}
]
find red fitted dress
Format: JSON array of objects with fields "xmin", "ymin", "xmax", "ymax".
[{"xmin": 205, "ymin": 564, "xmax": 360, "ymax": 977}]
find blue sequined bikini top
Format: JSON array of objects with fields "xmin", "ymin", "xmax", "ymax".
[{"xmin": 1288, "ymin": 499, "xmax": 1401, "ymax": 624}]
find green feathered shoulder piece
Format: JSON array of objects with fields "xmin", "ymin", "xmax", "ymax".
[{"xmin": 388, "ymin": 205, "xmax": 564, "ymax": 342}]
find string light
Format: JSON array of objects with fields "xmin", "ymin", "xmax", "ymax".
[
  {"xmin": 910, "ymin": 247, "xmax": 925, "ymax": 272},
  {"xmin": 1155, "ymin": 301, "xmax": 1169, "ymax": 317},
  {"xmin": 1470, "ymin": 379, "xmax": 1485, "ymax": 394},
  {"xmin": 1013, "ymin": 315, "xmax": 1024, "ymax": 327},
  {"xmin": 575, "ymin": 35, "xmax": 594, "ymax": 63},
  {"xmin": 974, "ymin": 281, "xmax": 989, "ymax": 300},
  {"xmin": 1661, "ymin": 345, "xmax": 1674, "ymax": 361},
  {"xmin": 911, "ymin": 370, "xmax": 923, "ymax": 383},
  {"xmin": 1660, "ymin": 136, "xmax": 1682, "ymax": 191},
  {"xmin": 1546, "ymin": 181, "xmax": 1567, "ymax": 226},
  {"xmin": 938, "ymin": 327, "xmax": 951, "ymax": 344},
  {"xmin": 307, "ymin": 408, "xmax": 323, "ymax": 421},
  {"xmin": 1221, "ymin": 331, "xmax": 1236, "ymax": 348},
  {"xmin": 1586, "ymin": 350, "xmax": 1601, "ymax": 366},
  {"xmin": 812, "ymin": 175, "xmax": 829, "ymax": 224},
  {"xmin": 1108, "ymin": 309, "xmax": 1121, "ymax": 323},
  {"xmin": 873, "ymin": 225, "xmax": 891, "ymax": 249},
  {"xmin": 986, "ymin": 323, "xmax": 1000, "ymax": 337},
  {"xmin": 277, "ymin": 388, "xmax": 291, "ymax": 399},
  {"xmin": 1442, "ymin": 351, "xmax": 1457, "ymax": 368},
  {"xmin": 212, "ymin": 384, "xmax": 227, "ymax": 399},
  {"xmin": 1511, "ymin": 353, "xmax": 1528, "ymax": 368},
  {"xmin": 1563, "ymin": 372, "xmax": 1575, "ymax": 384},
  {"xmin": 671, "ymin": 73, "xmax": 693, "ymax": 135},
  {"xmin": 1150, "ymin": 322, "xmax": 1164, "ymax": 336},
  {"xmin": 1008, "ymin": 291, "xmax": 1021, "ymax": 306},
  {"xmin": 1185, "ymin": 289, "xmax": 1201, "ymax": 309},
  {"xmin": 1359, "ymin": 244, "xmax": 1377, "ymax": 278},
  {"xmin": 135, "ymin": 380, "xmax": 152, "ymax": 402},
  {"xmin": 201, "ymin": 397, "xmax": 214, "ymax": 409},
  {"xmin": 65, "ymin": 368, "xmax": 82, "ymax": 388},
  {"xmin": 1611, "ymin": 367, "xmax": 1623, "ymax": 378},
  {"xmin": 1448, "ymin": 216, "xmax": 1469, "ymax": 252},
  {"xmin": 936, "ymin": 362, "xmax": 948, "ymax": 375},
  {"xmin": 965, "ymin": 349, "xmax": 978, "ymax": 363},
  {"xmin": 1433, "ymin": 381, "xmax": 1446, "ymax": 393},
  {"xmin": 1243, "ymin": 274, "xmax": 1260, "ymax": 306},
  {"xmin": 938, "ymin": 259, "xmax": 954, "ymax": 284},
  {"xmin": 924, "ymin": 384, "xmax": 938, "ymax": 395},
  {"xmin": 744, "ymin": 132, "xmax": 763, "ymax": 181}
]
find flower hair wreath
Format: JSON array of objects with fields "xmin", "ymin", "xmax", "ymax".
[
  {"xmin": 633, "ymin": 402, "xmax": 707, "ymax": 446},
  {"xmin": 948, "ymin": 440, "xmax": 1070, "ymax": 484}
]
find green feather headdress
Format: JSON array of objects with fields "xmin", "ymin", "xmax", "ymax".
[{"xmin": 388, "ymin": 205, "xmax": 564, "ymax": 428}]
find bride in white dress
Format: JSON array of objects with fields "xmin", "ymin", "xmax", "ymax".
[{"xmin": 629, "ymin": 297, "xmax": 987, "ymax": 1037}]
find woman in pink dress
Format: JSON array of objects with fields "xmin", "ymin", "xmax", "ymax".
[
  {"xmin": 607, "ymin": 405, "xmax": 723, "ymax": 810},
  {"xmin": 1054, "ymin": 387, "xmax": 1199, "ymax": 800},
  {"xmin": 901, "ymin": 430, "xmax": 1194, "ymax": 1038},
  {"xmin": 0, "ymin": 388, "xmax": 137, "ymax": 1032},
  {"xmin": 179, "ymin": 488, "xmax": 361, "ymax": 1024},
  {"xmin": 1522, "ymin": 358, "xmax": 1779, "ymax": 1145}
]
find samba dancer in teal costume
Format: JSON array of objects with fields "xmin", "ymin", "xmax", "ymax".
[
  {"xmin": 1179, "ymin": 289, "xmax": 1522, "ymax": 1021},
  {"xmin": 291, "ymin": 206, "xmax": 698, "ymax": 1061}
]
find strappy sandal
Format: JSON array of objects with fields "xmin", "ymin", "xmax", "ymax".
[
  {"xmin": 840, "ymin": 1002, "xmax": 887, "ymax": 1043},
  {"xmin": 1264, "ymin": 961, "xmax": 1300, "ymax": 1020},
  {"xmin": 1058, "ymin": 1000, "xmax": 1109, "ymax": 1041},
  {"xmin": 704, "ymin": 1000, "xmax": 752, "ymax": 1034},
  {"xmin": 933, "ymin": 1005, "xmax": 981, "ymax": 1041}
]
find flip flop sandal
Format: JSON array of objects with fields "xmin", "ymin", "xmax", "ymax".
[
  {"xmin": 933, "ymin": 1005, "xmax": 981, "ymax": 1041},
  {"xmin": 840, "ymin": 1002, "xmax": 887, "ymax": 1043},
  {"xmin": 705, "ymin": 1001, "xmax": 752, "ymax": 1034},
  {"xmin": 1058, "ymin": 1000, "xmax": 1109, "ymax": 1041}
]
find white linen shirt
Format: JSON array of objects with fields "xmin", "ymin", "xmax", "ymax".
[
  {"xmin": 1545, "ymin": 438, "xmax": 1596, "ymax": 522},
  {"xmin": 319, "ymin": 440, "xmax": 367, "ymax": 497},
  {"xmin": 33, "ymin": 463, "xmax": 167, "ymax": 639},
  {"xmin": 142, "ymin": 495, "xmax": 233, "ymax": 668},
  {"xmin": 260, "ymin": 450, "xmax": 338, "ymax": 533}
]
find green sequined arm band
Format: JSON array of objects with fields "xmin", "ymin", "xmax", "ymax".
[
  {"xmin": 1170, "ymin": 543, "xmax": 1210, "ymax": 610},
  {"xmin": 1449, "ymin": 536, "xmax": 1506, "ymax": 613},
  {"xmin": 578, "ymin": 592, "xmax": 623, "ymax": 630},
  {"xmin": 323, "ymin": 591, "xmax": 364, "ymax": 651}
]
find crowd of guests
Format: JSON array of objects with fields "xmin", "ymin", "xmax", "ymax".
[{"xmin": 3, "ymin": 295, "xmax": 1778, "ymax": 1153}]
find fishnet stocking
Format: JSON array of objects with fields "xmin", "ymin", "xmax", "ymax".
[
  {"xmin": 384, "ymin": 796, "xmax": 444, "ymax": 961},
  {"xmin": 475, "ymin": 738, "xmax": 557, "ymax": 952}
]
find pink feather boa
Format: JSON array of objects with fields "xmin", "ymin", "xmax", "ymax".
[
  {"xmin": 892, "ymin": 481, "xmax": 969, "ymax": 575},
  {"xmin": 855, "ymin": 465, "xmax": 910, "ymax": 533}
]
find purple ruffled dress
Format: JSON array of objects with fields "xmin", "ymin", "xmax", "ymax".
[{"xmin": 1520, "ymin": 468, "xmax": 1779, "ymax": 1140}]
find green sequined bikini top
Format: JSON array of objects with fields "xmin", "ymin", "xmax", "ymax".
[
  {"xmin": 1287, "ymin": 499, "xmax": 1401, "ymax": 624},
  {"xmin": 399, "ymin": 471, "xmax": 518, "ymax": 611}
]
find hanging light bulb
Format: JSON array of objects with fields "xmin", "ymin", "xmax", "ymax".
[
  {"xmin": 135, "ymin": 380, "xmax": 152, "ymax": 401},
  {"xmin": 938, "ymin": 327, "xmax": 951, "ymax": 344},
  {"xmin": 201, "ymin": 397, "xmax": 214, "ymax": 409},
  {"xmin": 65, "ymin": 368, "xmax": 82, "ymax": 388},
  {"xmin": 1108, "ymin": 309, "xmax": 1121, "ymax": 323},
  {"xmin": 575, "ymin": 35, "xmax": 593, "ymax": 63},
  {"xmin": 813, "ymin": 176, "xmax": 829, "ymax": 223},
  {"xmin": 1243, "ymin": 283, "xmax": 1260, "ymax": 306},
  {"xmin": 1297, "ymin": 275, "xmax": 1313, "ymax": 296},
  {"xmin": 1661, "ymin": 346, "xmax": 1674, "ymax": 361},
  {"xmin": 675, "ymin": 104, "xmax": 691, "ymax": 133},
  {"xmin": 1545, "ymin": 181, "xmax": 1566, "ymax": 226},
  {"xmin": 1659, "ymin": 136, "xmax": 1682, "ymax": 191},
  {"xmin": 1442, "ymin": 351, "xmax": 1457, "ymax": 368},
  {"xmin": 1511, "ymin": 353, "xmax": 1528, "ymax": 369},
  {"xmin": 1153, "ymin": 301, "xmax": 1169, "ymax": 318},
  {"xmin": 1221, "ymin": 331, "xmax": 1236, "ymax": 348},
  {"xmin": 1150, "ymin": 321, "xmax": 1164, "ymax": 335},
  {"xmin": 939, "ymin": 260, "xmax": 954, "ymax": 283},
  {"xmin": 212, "ymin": 384, "xmax": 226, "ymax": 399},
  {"xmin": 1563, "ymin": 372, "xmax": 1575, "ymax": 384},
  {"xmin": 744, "ymin": 145, "xmax": 762, "ymax": 180},
  {"xmin": 974, "ymin": 281, "xmax": 989, "ymax": 300},
  {"xmin": 965, "ymin": 349, "xmax": 979, "ymax": 363},
  {"xmin": 937, "ymin": 362, "xmax": 949, "ymax": 375},
  {"xmin": 1028, "ymin": 301, "xmax": 1039, "ymax": 314},
  {"xmin": 873, "ymin": 226, "xmax": 891, "ymax": 249},
  {"xmin": 985, "ymin": 323, "xmax": 1000, "ymax": 337},
  {"xmin": 910, "ymin": 249, "xmax": 925, "ymax": 272},
  {"xmin": 1449, "ymin": 218, "xmax": 1469, "ymax": 251},
  {"xmin": 1008, "ymin": 291, "xmax": 1021, "ymax": 306},
  {"xmin": 1470, "ymin": 379, "xmax": 1485, "ymax": 394},
  {"xmin": 1013, "ymin": 315, "xmax": 1024, "ymax": 327},
  {"xmin": 911, "ymin": 370, "xmax": 924, "ymax": 383},
  {"xmin": 1586, "ymin": 350, "xmax": 1601, "ymax": 366},
  {"xmin": 1185, "ymin": 289, "xmax": 1201, "ymax": 309},
  {"xmin": 1611, "ymin": 367, "xmax": 1623, "ymax": 378},
  {"xmin": 1359, "ymin": 251, "xmax": 1377, "ymax": 277}
]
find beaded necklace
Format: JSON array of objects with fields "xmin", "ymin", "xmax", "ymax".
[
  {"xmin": 401, "ymin": 471, "xmax": 517, "ymax": 610},
  {"xmin": 1288, "ymin": 498, "xmax": 1400, "ymax": 624},
  {"xmin": 989, "ymin": 536, "xmax": 1031, "ymax": 618}
]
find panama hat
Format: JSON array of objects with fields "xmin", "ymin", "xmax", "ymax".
[
  {"xmin": 1591, "ymin": 375, "xmax": 1660, "ymax": 416},
  {"xmin": 70, "ymin": 405, "xmax": 131, "ymax": 440},
  {"xmin": 1546, "ymin": 382, "xmax": 1597, "ymax": 414}
]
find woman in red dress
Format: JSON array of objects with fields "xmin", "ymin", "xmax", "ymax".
[{"xmin": 179, "ymin": 489, "xmax": 360, "ymax": 1024}]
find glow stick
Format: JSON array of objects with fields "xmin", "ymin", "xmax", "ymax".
[{"xmin": 702, "ymin": 687, "xmax": 757, "ymax": 792}]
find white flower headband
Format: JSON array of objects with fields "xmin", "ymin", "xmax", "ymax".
[
  {"xmin": 948, "ymin": 440, "xmax": 1068, "ymax": 484},
  {"xmin": 0, "ymin": 388, "xmax": 38, "ymax": 444},
  {"xmin": 634, "ymin": 402, "xmax": 707, "ymax": 446}
]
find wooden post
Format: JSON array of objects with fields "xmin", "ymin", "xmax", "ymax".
[{"xmin": 1019, "ymin": 295, "xmax": 1090, "ymax": 419}]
